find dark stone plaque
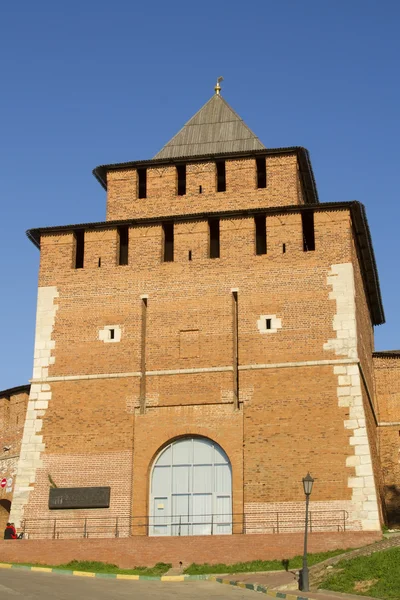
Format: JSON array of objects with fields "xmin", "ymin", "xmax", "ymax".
[{"xmin": 49, "ymin": 487, "xmax": 111, "ymax": 509}]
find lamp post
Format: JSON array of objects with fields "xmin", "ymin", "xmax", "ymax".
[{"xmin": 300, "ymin": 472, "xmax": 314, "ymax": 592}]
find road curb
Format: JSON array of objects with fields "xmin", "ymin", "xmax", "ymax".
[
  {"xmin": 210, "ymin": 576, "xmax": 309, "ymax": 599},
  {"xmin": 0, "ymin": 562, "xmax": 208, "ymax": 581}
]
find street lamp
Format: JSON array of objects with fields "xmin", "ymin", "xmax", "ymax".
[{"xmin": 300, "ymin": 472, "xmax": 314, "ymax": 592}]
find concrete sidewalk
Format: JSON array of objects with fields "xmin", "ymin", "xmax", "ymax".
[{"xmin": 211, "ymin": 570, "xmax": 379, "ymax": 600}]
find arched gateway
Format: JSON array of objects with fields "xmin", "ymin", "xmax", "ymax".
[
  {"xmin": 0, "ymin": 499, "xmax": 11, "ymax": 532},
  {"xmin": 150, "ymin": 437, "xmax": 232, "ymax": 536}
]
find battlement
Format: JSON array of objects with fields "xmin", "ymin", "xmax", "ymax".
[{"xmin": 94, "ymin": 148, "xmax": 318, "ymax": 221}]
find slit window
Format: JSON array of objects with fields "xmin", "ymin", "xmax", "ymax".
[
  {"xmin": 109, "ymin": 329, "xmax": 115, "ymax": 340},
  {"xmin": 74, "ymin": 230, "xmax": 84, "ymax": 269},
  {"xmin": 138, "ymin": 168, "xmax": 147, "ymax": 199},
  {"xmin": 255, "ymin": 214, "xmax": 267, "ymax": 255},
  {"xmin": 177, "ymin": 165, "xmax": 186, "ymax": 196},
  {"xmin": 256, "ymin": 157, "xmax": 267, "ymax": 188},
  {"xmin": 265, "ymin": 318, "xmax": 272, "ymax": 330},
  {"xmin": 163, "ymin": 222, "xmax": 174, "ymax": 262},
  {"xmin": 302, "ymin": 211, "xmax": 315, "ymax": 251},
  {"xmin": 209, "ymin": 219, "xmax": 220, "ymax": 259},
  {"xmin": 216, "ymin": 161, "xmax": 226, "ymax": 192},
  {"xmin": 118, "ymin": 226, "xmax": 129, "ymax": 265}
]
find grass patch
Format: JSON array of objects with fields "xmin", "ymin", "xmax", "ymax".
[
  {"xmin": 320, "ymin": 547, "xmax": 400, "ymax": 599},
  {"xmin": 184, "ymin": 549, "xmax": 348, "ymax": 575},
  {"xmin": 9, "ymin": 560, "xmax": 171, "ymax": 577}
]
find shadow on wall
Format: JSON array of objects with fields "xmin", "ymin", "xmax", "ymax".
[
  {"xmin": 384, "ymin": 486, "xmax": 400, "ymax": 527},
  {"xmin": 0, "ymin": 499, "xmax": 11, "ymax": 533}
]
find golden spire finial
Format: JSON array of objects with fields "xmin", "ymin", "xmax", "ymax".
[{"xmin": 214, "ymin": 76, "xmax": 224, "ymax": 95}]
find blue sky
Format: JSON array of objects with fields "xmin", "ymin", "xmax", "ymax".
[{"xmin": 1, "ymin": 1, "xmax": 399, "ymax": 389}]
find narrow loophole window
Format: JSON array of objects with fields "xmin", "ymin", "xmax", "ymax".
[
  {"xmin": 188, "ymin": 250, "xmax": 192, "ymax": 261},
  {"xmin": 177, "ymin": 165, "xmax": 186, "ymax": 196},
  {"xmin": 118, "ymin": 226, "xmax": 129, "ymax": 265},
  {"xmin": 265, "ymin": 318, "xmax": 272, "ymax": 330},
  {"xmin": 255, "ymin": 214, "xmax": 267, "ymax": 255},
  {"xmin": 283, "ymin": 243, "xmax": 286, "ymax": 254},
  {"xmin": 74, "ymin": 230, "xmax": 84, "ymax": 269},
  {"xmin": 216, "ymin": 161, "xmax": 226, "ymax": 192},
  {"xmin": 256, "ymin": 157, "xmax": 267, "ymax": 188},
  {"xmin": 302, "ymin": 211, "xmax": 315, "ymax": 251},
  {"xmin": 209, "ymin": 219, "xmax": 220, "ymax": 259},
  {"xmin": 138, "ymin": 168, "xmax": 147, "ymax": 199},
  {"xmin": 163, "ymin": 222, "xmax": 174, "ymax": 262},
  {"xmin": 199, "ymin": 185, "xmax": 202, "ymax": 194},
  {"xmin": 98, "ymin": 257, "xmax": 101, "ymax": 268},
  {"xmin": 109, "ymin": 329, "xmax": 115, "ymax": 340}
]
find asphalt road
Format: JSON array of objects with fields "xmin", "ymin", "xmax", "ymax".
[{"xmin": 0, "ymin": 570, "xmax": 258, "ymax": 600}]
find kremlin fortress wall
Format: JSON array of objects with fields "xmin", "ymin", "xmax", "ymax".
[{"xmin": 1, "ymin": 88, "xmax": 399, "ymax": 565}]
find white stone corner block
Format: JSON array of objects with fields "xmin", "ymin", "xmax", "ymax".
[
  {"xmin": 346, "ymin": 455, "xmax": 361, "ymax": 467},
  {"xmin": 348, "ymin": 477, "xmax": 364, "ymax": 488},
  {"xmin": 361, "ymin": 519, "xmax": 381, "ymax": 531},
  {"xmin": 349, "ymin": 436, "xmax": 368, "ymax": 446},
  {"xmin": 355, "ymin": 463, "xmax": 373, "ymax": 477}
]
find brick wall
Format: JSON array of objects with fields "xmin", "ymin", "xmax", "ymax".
[
  {"xmin": 351, "ymin": 232, "xmax": 383, "ymax": 523},
  {"xmin": 0, "ymin": 531, "xmax": 381, "ymax": 568},
  {"xmin": 106, "ymin": 155, "xmax": 303, "ymax": 221},
  {"xmin": 12, "ymin": 204, "xmax": 382, "ymax": 532},
  {"xmin": 37, "ymin": 210, "xmax": 355, "ymax": 380},
  {"xmin": 0, "ymin": 389, "xmax": 29, "ymax": 530},
  {"xmin": 374, "ymin": 356, "xmax": 400, "ymax": 426},
  {"xmin": 243, "ymin": 366, "xmax": 352, "ymax": 504},
  {"xmin": 351, "ymin": 233, "xmax": 383, "ymax": 521},
  {"xmin": 374, "ymin": 355, "xmax": 400, "ymax": 524}
]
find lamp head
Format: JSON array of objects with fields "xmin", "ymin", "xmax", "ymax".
[{"xmin": 302, "ymin": 472, "xmax": 314, "ymax": 496}]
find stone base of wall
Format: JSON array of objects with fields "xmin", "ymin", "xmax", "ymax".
[{"xmin": 0, "ymin": 531, "xmax": 381, "ymax": 568}]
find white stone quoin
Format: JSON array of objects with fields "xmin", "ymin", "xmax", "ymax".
[
  {"xmin": 325, "ymin": 263, "xmax": 380, "ymax": 531},
  {"xmin": 10, "ymin": 286, "xmax": 59, "ymax": 527}
]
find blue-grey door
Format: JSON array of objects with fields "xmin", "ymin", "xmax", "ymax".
[{"xmin": 150, "ymin": 437, "xmax": 232, "ymax": 536}]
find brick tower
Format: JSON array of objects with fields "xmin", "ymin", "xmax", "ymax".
[{"xmin": 10, "ymin": 81, "xmax": 387, "ymax": 544}]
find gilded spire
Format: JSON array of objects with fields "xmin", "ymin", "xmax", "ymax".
[{"xmin": 214, "ymin": 76, "xmax": 223, "ymax": 95}]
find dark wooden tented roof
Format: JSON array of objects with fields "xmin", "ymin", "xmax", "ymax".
[{"xmin": 154, "ymin": 93, "xmax": 265, "ymax": 159}]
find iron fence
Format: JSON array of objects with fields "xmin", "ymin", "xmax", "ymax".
[{"xmin": 21, "ymin": 509, "xmax": 348, "ymax": 540}]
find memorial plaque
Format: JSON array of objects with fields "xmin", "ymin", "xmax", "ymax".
[{"xmin": 49, "ymin": 487, "xmax": 111, "ymax": 509}]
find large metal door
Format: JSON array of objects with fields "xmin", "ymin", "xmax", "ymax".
[{"xmin": 150, "ymin": 437, "xmax": 232, "ymax": 536}]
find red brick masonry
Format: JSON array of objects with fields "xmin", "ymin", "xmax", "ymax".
[{"xmin": 0, "ymin": 532, "xmax": 381, "ymax": 568}]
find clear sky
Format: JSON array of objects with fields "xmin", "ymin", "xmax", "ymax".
[{"xmin": 1, "ymin": 1, "xmax": 399, "ymax": 389}]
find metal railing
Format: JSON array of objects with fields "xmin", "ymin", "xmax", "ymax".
[{"xmin": 21, "ymin": 509, "xmax": 348, "ymax": 540}]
